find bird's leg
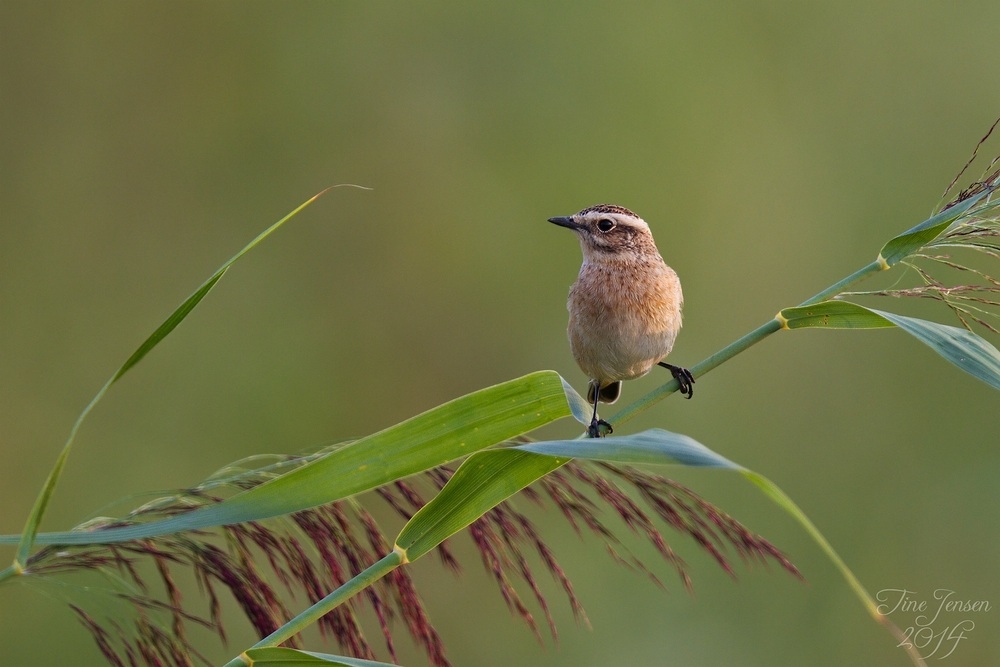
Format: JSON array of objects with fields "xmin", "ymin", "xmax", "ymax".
[
  {"xmin": 587, "ymin": 382, "xmax": 613, "ymax": 438},
  {"xmin": 658, "ymin": 362, "xmax": 695, "ymax": 399}
]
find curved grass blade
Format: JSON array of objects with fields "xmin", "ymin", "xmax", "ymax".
[
  {"xmin": 872, "ymin": 308, "xmax": 1000, "ymax": 391},
  {"xmin": 878, "ymin": 187, "xmax": 993, "ymax": 267},
  {"xmin": 11, "ymin": 188, "xmax": 337, "ymax": 570},
  {"xmin": 242, "ymin": 647, "xmax": 399, "ymax": 666},
  {"xmin": 515, "ymin": 428, "xmax": 742, "ymax": 468},
  {"xmin": 394, "ymin": 427, "xmax": 894, "ymax": 644},
  {"xmin": 780, "ymin": 301, "xmax": 1000, "ymax": 391},
  {"xmin": 523, "ymin": 429, "xmax": 921, "ymax": 663},
  {"xmin": 9, "ymin": 371, "xmax": 576, "ymax": 546}
]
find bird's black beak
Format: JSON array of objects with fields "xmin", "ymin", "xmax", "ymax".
[{"xmin": 548, "ymin": 216, "xmax": 580, "ymax": 230}]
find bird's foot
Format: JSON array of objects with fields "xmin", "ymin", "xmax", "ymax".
[
  {"xmin": 658, "ymin": 362, "xmax": 695, "ymax": 398},
  {"xmin": 587, "ymin": 418, "xmax": 613, "ymax": 438}
]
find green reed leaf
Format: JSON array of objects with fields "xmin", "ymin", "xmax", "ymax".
[
  {"xmin": 8, "ymin": 371, "xmax": 576, "ymax": 546},
  {"xmin": 514, "ymin": 428, "xmax": 743, "ymax": 468},
  {"xmin": 780, "ymin": 301, "xmax": 1000, "ymax": 391},
  {"xmin": 872, "ymin": 308, "xmax": 1000, "ymax": 391},
  {"xmin": 780, "ymin": 301, "xmax": 895, "ymax": 330},
  {"xmin": 11, "ymin": 189, "xmax": 333, "ymax": 569},
  {"xmin": 878, "ymin": 189, "xmax": 991, "ymax": 267},
  {"xmin": 392, "ymin": 423, "xmax": 887, "ymax": 645}
]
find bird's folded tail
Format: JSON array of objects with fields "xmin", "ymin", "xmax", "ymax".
[{"xmin": 587, "ymin": 380, "xmax": 622, "ymax": 404}]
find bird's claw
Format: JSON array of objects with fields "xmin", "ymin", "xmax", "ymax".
[
  {"xmin": 587, "ymin": 418, "xmax": 613, "ymax": 438},
  {"xmin": 659, "ymin": 362, "xmax": 695, "ymax": 399}
]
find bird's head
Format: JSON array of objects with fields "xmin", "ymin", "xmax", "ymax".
[{"xmin": 548, "ymin": 204, "xmax": 659, "ymax": 261}]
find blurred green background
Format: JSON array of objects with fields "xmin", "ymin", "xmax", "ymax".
[{"xmin": 1, "ymin": 2, "xmax": 998, "ymax": 665}]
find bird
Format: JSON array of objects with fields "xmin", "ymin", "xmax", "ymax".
[{"xmin": 549, "ymin": 204, "xmax": 694, "ymax": 438}]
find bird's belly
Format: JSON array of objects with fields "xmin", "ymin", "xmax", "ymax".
[{"xmin": 568, "ymin": 316, "xmax": 677, "ymax": 383}]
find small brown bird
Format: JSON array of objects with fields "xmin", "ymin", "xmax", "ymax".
[{"xmin": 549, "ymin": 204, "xmax": 694, "ymax": 438}]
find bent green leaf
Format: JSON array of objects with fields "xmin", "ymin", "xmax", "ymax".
[
  {"xmin": 878, "ymin": 188, "xmax": 992, "ymax": 266},
  {"xmin": 12, "ymin": 189, "xmax": 333, "ymax": 569},
  {"xmin": 11, "ymin": 371, "xmax": 576, "ymax": 546},
  {"xmin": 514, "ymin": 428, "xmax": 742, "ymax": 468},
  {"xmin": 780, "ymin": 301, "xmax": 1000, "ymax": 391},
  {"xmin": 872, "ymin": 308, "xmax": 1000, "ymax": 391},
  {"xmin": 520, "ymin": 429, "xmax": 894, "ymax": 642}
]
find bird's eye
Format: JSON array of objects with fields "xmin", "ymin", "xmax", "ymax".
[{"xmin": 596, "ymin": 218, "xmax": 616, "ymax": 232}]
